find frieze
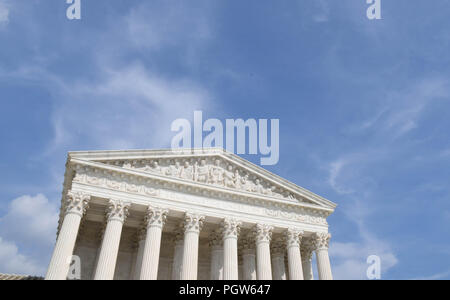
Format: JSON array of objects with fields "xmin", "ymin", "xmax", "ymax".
[
  {"xmin": 72, "ymin": 164, "xmax": 329, "ymax": 226},
  {"xmin": 102, "ymin": 157, "xmax": 315, "ymax": 205}
]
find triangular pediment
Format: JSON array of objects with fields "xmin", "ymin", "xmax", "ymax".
[{"xmin": 68, "ymin": 148, "xmax": 337, "ymax": 210}]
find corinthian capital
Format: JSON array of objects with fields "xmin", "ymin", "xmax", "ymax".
[
  {"xmin": 312, "ymin": 232, "xmax": 331, "ymax": 251},
  {"xmin": 301, "ymin": 238, "xmax": 315, "ymax": 261},
  {"xmin": 106, "ymin": 199, "xmax": 131, "ymax": 223},
  {"xmin": 284, "ymin": 228, "xmax": 304, "ymax": 248},
  {"xmin": 209, "ymin": 230, "xmax": 223, "ymax": 249},
  {"xmin": 253, "ymin": 224, "xmax": 273, "ymax": 244},
  {"xmin": 145, "ymin": 206, "xmax": 169, "ymax": 228},
  {"xmin": 271, "ymin": 238, "xmax": 286, "ymax": 257},
  {"xmin": 65, "ymin": 191, "xmax": 90, "ymax": 217},
  {"xmin": 221, "ymin": 218, "xmax": 242, "ymax": 239},
  {"xmin": 183, "ymin": 212, "xmax": 205, "ymax": 233}
]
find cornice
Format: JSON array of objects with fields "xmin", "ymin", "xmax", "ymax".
[
  {"xmin": 67, "ymin": 148, "xmax": 337, "ymax": 210},
  {"xmin": 67, "ymin": 157, "xmax": 335, "ymax": 216}
]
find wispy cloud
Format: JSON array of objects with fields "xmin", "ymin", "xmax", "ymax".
[
  {"xmin": 0, "ymin": 237, "xmax": 44, "ymax": 275},
  {"xmin": 412, "ymin": 269, "xmax": 450, "ymax": 280},
  {"xmin": 0, "ymin": 0, "xmax": 218, "ymax": 275},
  {"xmin": 0, "ymin": 194, "xmax": 59, "ymax": 276},
  {"xmin": 0, "ymin": 0, "xmax": 9, "ymax": 25}
]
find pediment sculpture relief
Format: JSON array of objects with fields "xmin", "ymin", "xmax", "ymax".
[{"xmin": 108, "ymin": 157, "xmax": 313, "ymax": 204}]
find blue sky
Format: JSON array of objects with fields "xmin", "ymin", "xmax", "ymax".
[{"xmin": 0, "ymin": 0, "xmax": 449, "ymax": 279}]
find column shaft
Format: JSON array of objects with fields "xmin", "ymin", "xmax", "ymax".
[
  {"xmin": 242, "ymin": 250, "xmax": 257, "ymax": 280},
  {"xmin": 316, "ymin": 249, "xmax": 333, "ymax": 280},
  {"xmin": 181, "ymin": 230, "xmax": 200, "ymax": 280},
  {"xmin": 172, "ymin": 240, "xmax": 184, "ymax": 280},
  {"xmin": 223, "ymin": 237, "xmax": 239, "ymax": 280},
  {"xmin": 181, "ymin": 213, "xmax": 204, "ymax": 280},
  {"xmin": 313, "ymin": 233, "xmax": 333, "ymax": 280},
  {"xmin": 272, "ymin": 254, "xmax": 287, "ymax": 280},
  {"xmin": 287, "ymin": 246, "xmax": 304, "ymax": 280},
  {"xmin": 210, "ymin": 247, "xmax": 224, "ymax": 280},
  {"xmin": 45, "ymin": 191, "xmax": 89, "ymax": 280},
  {"xmin": 256, "ymin": 241, "xmax": 272, "ymax": 280},
  {"xmin": 94, "ymin": 199, "xmax": 130, "ymax": 280},
  {"xmin": 254, "ymin": 224, "xmax": 273, "ymax": 280},
  {"xmin": 222, "ymin": 219, "xmax": 241, "ymax": 280},
  {"xmin": 140, "ymin": 207, "xmax": 168, "ymax": 280},
  {"xmin": 45, "ymin": 213, "xmax": 82, "ymax": 280},
  {"xmin": 94, "ymin": 219, "xmax": 124, "ymax": 280},
  {"xmin": 133, "ymin": 237, "xmax": 146, "ymax": 280},
  {"xmin": 140, "ymin": 226, "xmax": 163, "ymax": 280},
  {"xmin": 302, "ymin": 258, "xmax": 314, "ymax": 280}
]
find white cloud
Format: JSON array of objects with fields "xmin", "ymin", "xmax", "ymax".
[
  {"xmin": 412, "ymin": 269, "xmax": 450, "ymax": 280},
  {"xmin": 328, "ymin": 159, "xmax": 354, "ymax": 195},
  {"xmin": 0, "ymin": 194, "xmax": 59, "ymax": 249},
  {"xmin": 330, "ymin": 235, "xmax": 398, "ymax": 280},
  {"xmin": 362, "ymin": 78, "xmax": 449, "ymax": 139},
  {"xmin": 0, "ymin": 0, "xmax": 217, "ymax": 277},
  {"xmin": 325, "ymin": 152, "xmax": 399, "ymax": 279},
  {"xmin": 0, "ymin": 237, "xmax": 44, "ymax": 275},
  {"xmin": 125, "ymin": 1, "xmax": 212, "ymax": 51},
  {"xmin": 0, "ymin": 0, "xmax": 9, "ymax": 25},
  {"xmin": 45, "ymin": 62, "xmax": 211, "ymax": 153},
  {"xmin": 0, "ymin": 194, "xmax": 59, "ymax": 275}
]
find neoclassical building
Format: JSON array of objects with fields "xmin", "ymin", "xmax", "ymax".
[{"xmin": 45, "ymin": 148, "xmax": 336, "ymax": 280}]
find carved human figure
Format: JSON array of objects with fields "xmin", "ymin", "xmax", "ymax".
[
  {"xmin": 242, "ymin": 174, "xmax": 255, "ymax": 192},
  {"xmin": 196, "ymin": 159, "xmax": 210, "ymax": 183},
  {"xmin": 181, "ymin": 161, "xmax": 193, "ymax": 181},
  {"xmin": 167, "ymin": 160, "xmax": 182, "ymax": 177},
  {"xmin": 233, "ymin": 170, "xmax": 241, "ymax": 189},
  {"xmin": 151, "ymin": 161, "xmax": 162, "ymax": 174},
  {"xmin": 223, "ymin": 165, "xmax": 235, "ymax": 188},
  {"xmin": 142, "ymin": 162, "xmax": 152, "ymax": 172},
  {"xmin": 210, "ymin": 159, "xmax": 224, "ymax": 185},
  {"xmin": 253, "ymin": 179, "xmax": 265, "ymax": 194},
  {"xmin": 268, "ymin": 185, "xmax": 282, "ymax": 197}
]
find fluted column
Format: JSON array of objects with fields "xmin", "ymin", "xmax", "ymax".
[
  {"xmin": 209, "ymin": 231, "xmax": 224, "ymax": 280},
  {"xmin": 301, "ymin": 239, "xmax": 314, "ymax": 280},
  {"xmin": 171, "ymin": 227, "xmax": 184, "ymax": 280},
  {"xmin": 132, "ymin": 228, "xmax": 146, "ymax": 280},
  {"xmin": 253, "ymin": 224, "xmax": 273, "ymax": 280},
  {"xmin": 285, "ymin": 229, "xmax": 304, "ymax": 280},
  {"xmin": 181, "ymin": 213, "xmax": 205, "ymax": 280},
  {"xmin": 222, "ymin": 218, "xmax": 241, "ymax": 280},
  {"xmin": 271, "ymin": 238, "xmax": 287, "ymax": 280},
  {"xmin": 94, "ymin": 199, "xmax": 130, "ymax": 280},
  {"xmin": 240, "ymin": 237, "xmax": 257, "ymax": 280},
  {"xmin": 313, "ymin": 233, "xmax": 333, "ymax": 280},
  {"xmin": 46, "ymin": 191, "xmax": 90, "ymax": 280},
  {"xmin": 140, "ymin": 206, "xmax": 169, "ymax": 280}
]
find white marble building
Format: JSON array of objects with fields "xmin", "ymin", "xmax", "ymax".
[{"xmin": 45, "ymin": 148, "xmax": 336, "ymax": 280}]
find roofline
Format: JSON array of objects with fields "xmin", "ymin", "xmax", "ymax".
[{"xmin": 67, "ymin": 148, "xmax": 337, "ymax": 209}]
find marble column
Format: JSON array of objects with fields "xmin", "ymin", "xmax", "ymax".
[
  {"xmin": 181, "ymin": 213, "xmax": 205, "ymax": 280},
  {"xmin": 46, "ymin": 191, "xmax": 90, "ymax": 280},
  {"xmin": 209, "ymin": 231, "xmax": 224, "ymax": 280},
  {"xmin": 240, "ymin": 237, "xmax": 257, "ymax": 280},
  {"xmin": 94, "ymin": 199, "xmax": 130, "ymax": 280},
  {"xmin": 171, "ymin": 227, "xmax": 184, "ymax": 280},
  {"xmin": 132, "ymin": 228, "xmax": 146, "ymax": 280},
  {"xmin": 301, "ymin": 239, "xmax": 315, "ymax": 280},
  {"xmin": 313, "ymin": 233, "xmax": 333, "ymax": 280},
  {"xmin": 140, "ymin": 206, "xmax": 169, "ymax": 280},
  {"xmin": 253, "ymin": 224, "xmax": 273, "ymax": 280},
  {"xmin": 271, "ymin": 238, "xmax": 287, "ymax": 280},
  {"xmin": 285, "ymin": 229, "xmax": 304, "ymax": 280},
  {"xmin": 222, "ymin": 218, "xmax": 241, "ymax": 280}
]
